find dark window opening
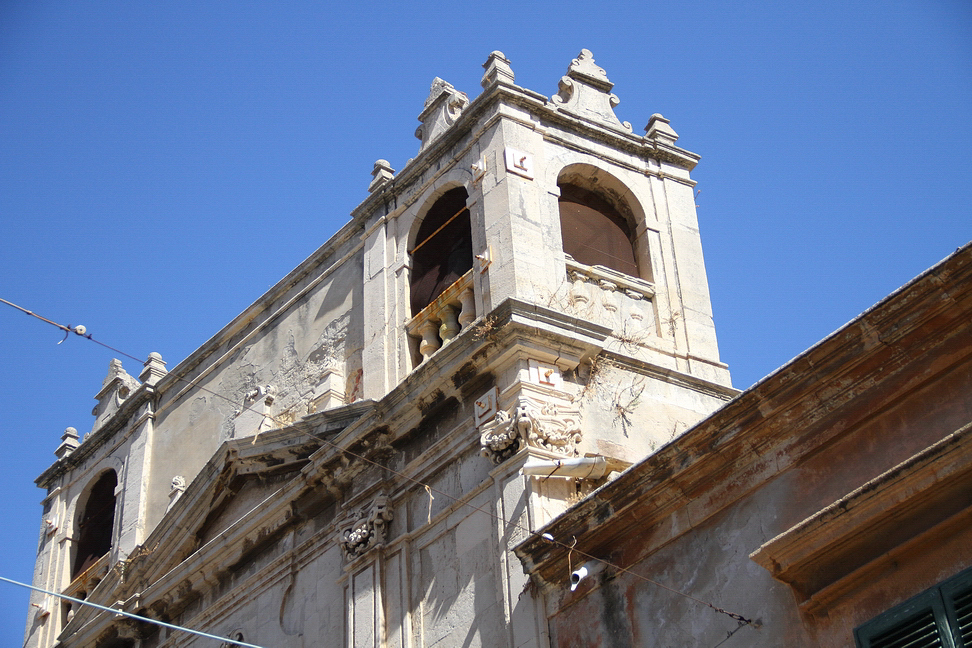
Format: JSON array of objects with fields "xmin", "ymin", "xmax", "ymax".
[
  {"xmin": 410, "ymin": 188, "xmax": 473, "ymax": 316},
  {"xmin": 854, "ymin": 565, "xmax": 972, "ymax": 647},
  {"xmin": 72, "ymin": 471, "xmax": 117, "ymax": 579},
  {"xmin": 559, "ymin": 183, "xmax": 638, "ymax": 277}
]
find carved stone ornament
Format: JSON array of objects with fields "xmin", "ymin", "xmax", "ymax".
[
  {"xmin": 91, "ymin": 359, "xmax": 141, "ymax": 434},
  {"xmin": 415, "ymin": 77, "xmax": 469, "ymax": 151},
  {"xmin": 481, "ymin": 50, "xmax": 514, "ymax": 89},
  {"xmin": 340, "ymin": 496, "xmax": 393, "ymax": 560},
  {"xmin": 551, "ymin": 49, "xmax": 631, "ymax": 133},
  {"xmin": 368, "ymin": 159, "xmax": 395, "ymax": 193},
  {"xmin": 479, "ymin": 396, "xmax": 582, "ymax": 465}
]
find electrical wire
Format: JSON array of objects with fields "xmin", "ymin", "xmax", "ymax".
[
  {"xmin": 1, "ymin": 576, "xmax": 264, "ymax": 648},
  {"xmin": 1, "ymin": 297, "xmax": 754, "ymax": 628}
]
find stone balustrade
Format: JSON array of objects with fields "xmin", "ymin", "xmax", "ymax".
[
  {"xmin": 406, "ymin": 270, "xmax": 476, "ymax": 364},
  {"xmin": 565, "ymin": 257, "xmax": 657, "ymax": 335}
]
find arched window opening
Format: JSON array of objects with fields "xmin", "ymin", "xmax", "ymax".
[
  {"xmin": 409, "ymin": 188, "xmax": 473, "ymax": 316},
  {"xmin": 72, "ymin": 470, "xmax": 117, "ymax": 579},
  {"xmin": 558, "ymin": 183, "xmax": 638, "ymax": 277}
]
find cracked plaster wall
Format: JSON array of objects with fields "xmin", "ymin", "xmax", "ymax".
[{"xmin": 146, "ymin": 252, "xmax": 363, "ymax": 531}]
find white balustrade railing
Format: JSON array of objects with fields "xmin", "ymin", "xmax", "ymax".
[{"xmin": 406, "ymin": 271, "xmax": 476, "ymax": 364}]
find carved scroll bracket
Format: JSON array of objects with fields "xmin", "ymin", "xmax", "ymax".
[{"xmin": 478, "ymin": 394, "xmax": 582, "ymax": 465}]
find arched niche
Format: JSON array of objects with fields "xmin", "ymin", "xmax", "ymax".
[
  {"xmin": 72, "ymin": 470, "xmax": 117, "ymax": 579},
  {"xmin": 556, "ymin": 164, "xmax": 651, "ymax": 281},
  {"xmin": 409, "ymin": 186, "xmax": 473, "ymax": 316}
]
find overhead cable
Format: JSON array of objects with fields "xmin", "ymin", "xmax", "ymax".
[{"xmin": 0, "ymin": 296, "xmax": 754, "ymax": 628}]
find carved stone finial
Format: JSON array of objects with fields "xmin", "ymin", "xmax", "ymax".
[
  {"xmin": 139, "ymin": 351, "xmax": 167, "ymax": 386},
  {"xmin": 368, "ymin": 159, "xmax": 395, "ymax": 193},
  {"xmin": 481, "ymin": 50, "xmax": 515, "ymax": 89},
  {"xmin": 415, "ymin": 78, "xmax": 469, "ymax": 152},
  {"xmin": 645, "ymin": 113, "xmax": 679, "ymax": 145},
  {"xmin": 55, "ymin": 426, "xmax": 80, "ymax": 460},
  {"xmin": 104, "ymin": 359, "xmax": 125, "ymax": 386},
  {"xmin": 340, "ymin": 496, "xmax": 393, "ymax": 560},
  {"xmin": 551, "ymin": 49, "xmax": 632, "ymax": 133}
]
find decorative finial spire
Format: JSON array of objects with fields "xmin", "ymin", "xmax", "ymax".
[
  {"xmin": 368, "ymin": 159, "xmax": 395, "ymax": 193},
  {"xmin": 645, "ymin": 114, "xmax": 679, "ymax": 145},
  {"xmin": 140, "ymin": 351, "xmax": 167, "ymax": 386},
  {"xmin": 55, "ymin": 427, "xmax": 80, "ymax": 460},
  {"xmin": 481, "ymin": 51, "xmax": 515, "ymax": 89}
]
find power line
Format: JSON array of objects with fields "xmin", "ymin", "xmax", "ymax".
[
  {"xmin": 1, "ymin": 576, "xmax": 265, "ymax": 648},
  {"xmin": 1, "ymin": 296, "xmax": 754, "ymax": 628}
]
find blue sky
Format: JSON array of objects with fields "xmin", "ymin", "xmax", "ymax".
[{"xmin": 1, "ymin": 0, "xmax": 970, "ymax": 641}]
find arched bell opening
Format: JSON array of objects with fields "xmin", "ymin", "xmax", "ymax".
[{"xmin": 72, "ymin": 470, "xmax": 117, "ymax": 579}]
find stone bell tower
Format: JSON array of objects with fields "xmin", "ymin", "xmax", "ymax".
[
  {"xmin": 357, "ymin": 48, "xmax": 732, "ymax": 469},
  {"xmin": 25, "ymin": 49, "xmax": 734, "ymax": 648}
]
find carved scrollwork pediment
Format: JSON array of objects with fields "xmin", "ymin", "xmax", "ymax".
[
  {"xmin": 478, "ymin": 395, "xmax": 582, "ymax": 465},
  {"xmin": 551, "ymin": 49, "xmax": 631, "ymax": 133},
  {"xmin": 415, "ymin": 77, "xmax": 469, "ymax": 151},
  {"xmin": 340, "ymin": 495, "xmax": 393, "ymax": 560}
]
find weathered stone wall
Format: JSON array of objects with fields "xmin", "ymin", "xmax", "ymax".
[{"xmin": 520, "ymin": 246, "xmax": 972, "ymax": 648}]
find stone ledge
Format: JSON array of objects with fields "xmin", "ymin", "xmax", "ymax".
[{"xmin": 750, "ymin": 420, "xmax": 972, "ymax": 603}]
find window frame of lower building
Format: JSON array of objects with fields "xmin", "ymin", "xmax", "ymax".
[{"xmin": 854, "ymin": 565, "xmax": 972, "ymax": 648}]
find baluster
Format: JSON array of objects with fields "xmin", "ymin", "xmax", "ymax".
[
  {"xmin": 458, "ymin": 288, "xmax": 475, "ymax": 329},
  {"xmin": 439, "ymin": 305, "xmax": 460, "ymax": 343},
  {"xmin": 418, "ymin": 320, "xmax": 441, "ymax": 360}
]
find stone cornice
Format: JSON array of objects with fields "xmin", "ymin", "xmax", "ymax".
[
  {"xmin": 751, "ymin": 420, "xmax": 972, "ymax": 611},
  {"xmin": 515, "ymin": 242, "xmax": 972, "ymax": 588}
]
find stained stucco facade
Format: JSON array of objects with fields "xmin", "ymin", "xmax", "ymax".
[{"xmin": 516, "ymin": 243, "xmax": 972, "ymax": 647}]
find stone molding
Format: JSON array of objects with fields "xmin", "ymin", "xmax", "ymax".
[
  {"xmin": 750, "ymin": 421, "xmax": 972, "ymax": 612},
  {"xmin": 479, "ymin": 394, "xmax": 582, "ymax": 465}
]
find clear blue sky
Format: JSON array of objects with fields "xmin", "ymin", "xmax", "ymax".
[{"xmin": 1, "ymin": 0, "xmax": 970, "ymax": 641}]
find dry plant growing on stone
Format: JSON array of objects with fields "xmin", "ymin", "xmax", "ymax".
[
  {"xmin": 611, "ymin": 377, "xmax": 645, "ymax": 437},
  {"xmin": 469, "ymin": 314, "xmax": 500, "ymax": 342},
  {"xmin": 663, "ymin": 309, "xmax": 681, "ymax": 338},
  {"xmin": 613, "ymin": 319, "xmax": 650, "ymax": 351}
]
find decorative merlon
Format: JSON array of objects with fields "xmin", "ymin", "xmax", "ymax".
[
  {"xmin": 368, "ymin": 159, "xmax": 395, "ymax": 193},
  {"xmin": 645, "ymin": 113, "xmax": 679, "ymax": 145},
  {"xmin": 479, "ymin": 394, "xmax": 582, "ymax": 465},
  {"xmin": 55, "ymin": 426, "xmax": 80, "ymax": 459},
  {"xmin": 551, "ymin": 49, "xmax": 632, "ymax": 133},
  {"xmin": 91, "ymin": 359, "xmax": 141, "ymax": 433},
  {"xmin": 481, "ymin": 50, "xmax": 515, "ymax": 89},
  {"xmin": 415, "ymin": 77, "xmax": 469, "ymax": 151},
  {"xmin": 340, "ymin": 495, "xmax": 393, "ymax": 560}
]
